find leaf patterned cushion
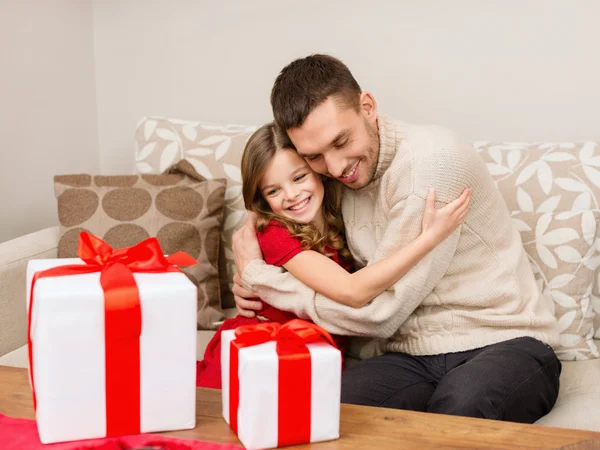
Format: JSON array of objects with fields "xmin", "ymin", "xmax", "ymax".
[
  {"xmin": 511, "ymin": 211, "xmax": 599, "ymax": 360},
  {"xmin": 135, "ymin": 117, "xmax": 256, "ymax": 309},
  {"xmin": 476, "ymin": 142, "xmax": 600, "ymax": 359}
]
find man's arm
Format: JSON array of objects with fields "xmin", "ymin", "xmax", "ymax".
[
  {"xmin": 231, "ymin": 213, "xmax": 264, "ymax": 318},
  {"xmin": 240, "ymin": 194, "xmax": 462, "ymax": 338}
]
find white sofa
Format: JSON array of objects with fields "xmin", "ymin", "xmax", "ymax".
[{"xmin": 1, "ymin": 117, "xmax": 599, "ymax": 432}]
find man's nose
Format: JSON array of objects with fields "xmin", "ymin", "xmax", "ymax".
[{"xmin": 324, "ymin": 154, "xmax": 346, "ymax": 178}]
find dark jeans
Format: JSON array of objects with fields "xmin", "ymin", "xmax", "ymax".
[{"xmin": 341, "ymin": 336, "xmax": 561, "ymax": 423}]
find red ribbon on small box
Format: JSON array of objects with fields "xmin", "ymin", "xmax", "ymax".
[
  {"xmin": 229, "ymin": 319, "xmax": 338, "ymax": 447},
  {"xmin": 27, "ymin": 232, "xmax": 197, "ymax": 437}
]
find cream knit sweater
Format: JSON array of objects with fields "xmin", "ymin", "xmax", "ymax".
[{"xmin": 242, "ymin": 115, "xmax": 559, "ymax": 355}]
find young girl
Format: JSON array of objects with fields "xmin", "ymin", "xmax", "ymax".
[{"xmin": 196, "ymin": 122, "xmax": 470, "ymax": 388}]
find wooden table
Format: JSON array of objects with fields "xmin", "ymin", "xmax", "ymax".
[{"xmin": 1, "ymin": 366, "xmax": 599, "ymax": 449}]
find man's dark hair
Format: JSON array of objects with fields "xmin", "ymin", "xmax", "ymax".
[{"xmin": 270, "ymin": 54, "xmax": 362, "ymax": 132}]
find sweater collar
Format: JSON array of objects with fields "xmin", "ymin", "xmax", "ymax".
[{"xmin": 373, "ymin": 115, "xmax": 399, "ymax": 181}]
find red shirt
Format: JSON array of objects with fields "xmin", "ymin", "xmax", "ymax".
[
  {"xmin": 256, "ymin": 220, "xmax": 352, "ymax": 322},
  {"xmin": 258, "ymin": 220, "xmax": 351, "ymax": 269}
]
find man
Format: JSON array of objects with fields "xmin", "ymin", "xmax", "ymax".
[{"xmin": 232, "ymin": 54, "xmax": 560, "ymax": 423}]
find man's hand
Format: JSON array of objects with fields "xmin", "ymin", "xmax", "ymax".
[
  {"xmin": 232, "ymin": 212, "xmax": 263, "ymax": 274},
  {"xmin": 232, "ymin": 272, "xmax": 263, "ymax": 318}
]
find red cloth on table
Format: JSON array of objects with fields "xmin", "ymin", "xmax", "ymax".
[
  {"xmin": 196, "ymin": 221, "xmax": 350, "ymax": 388},
  {"xmin": 0, "ymin": 413, "xmax": 242, "ymax": 450}
]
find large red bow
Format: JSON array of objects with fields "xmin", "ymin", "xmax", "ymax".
[
  {"xmin": 229, "ymin": 319, "xmax": 338, "ymax": 447},
  {"xmin": 27, "ymin": 232, "xmax": 197, "ymax": 437}
]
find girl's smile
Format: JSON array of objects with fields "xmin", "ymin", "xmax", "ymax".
[{"xmin": 259, "ymin": 149, "xmax": 325, "ymax": 232}]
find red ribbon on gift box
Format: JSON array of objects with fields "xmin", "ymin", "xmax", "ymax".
[
  {"xmin": 27, "ymin": 231, "xmax": 197, "ymax": 437},
  {"xmin": 229, "ymin": 319, "xmax": 338, "ymax": 447}
]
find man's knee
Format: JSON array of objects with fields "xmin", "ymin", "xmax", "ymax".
[
  {"xmin": 341, "ymin": 362, "xmax": 435, "ymax": 410},
  {"xmin": 427, "ymin": 383, "xmax": 497, "ymax": 419},
  {"xmin": 341, "ymin": 365, "xmax": 377, "ymax": 406},
  {"xmin": 427, "ymin": 337, "xmax": 561, "ymax": 421}
]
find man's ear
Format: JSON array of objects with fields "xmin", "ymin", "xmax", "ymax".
[{"xmin": 359, "ymin": 91, "xmax": 378, "ymax": 125}]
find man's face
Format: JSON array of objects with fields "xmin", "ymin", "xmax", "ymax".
[{"xmin": 287, "ymin": 94, "xmax": 379, "ymax": 190}]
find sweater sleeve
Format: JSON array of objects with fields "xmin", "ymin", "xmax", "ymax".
[{"xmin": 242, "ymin": 191, "xmax": 462, "ymax": 338}]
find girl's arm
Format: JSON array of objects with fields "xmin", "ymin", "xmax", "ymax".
[{"xmin": 283, "ymin": 188, "xmax": 471, "ymax": 308}]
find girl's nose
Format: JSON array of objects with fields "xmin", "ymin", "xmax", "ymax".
[{"xmin": 284, "ymin": 187, "xmax": 300, "ymax": 201}]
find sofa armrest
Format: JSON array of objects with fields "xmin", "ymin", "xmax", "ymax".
[{"xmin": 0, "ymin": 226, "xmax": 59, "ymax": 358}]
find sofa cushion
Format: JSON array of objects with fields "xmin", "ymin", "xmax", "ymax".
[
  {"xmin": 512, "ymin": 211, "xmax": 599, "ymax": 360},
  {"xmin": 54, "ymin": 161, "xmax": 227, "ymax": 329},
  {"xmin": 135, "ymin": 117, "xmax": 256, "ymax": 309},
  {"xmin": 476, "ymin": 142, "xmax": 600, "ymax": 357},
  {"xmin": 535, "ymin": 359, "xmax": 600, "ymax": 431},
  {"xmin": 0, "ymin": 226, "xmax": 59, "ymax": 358},
  {"xmin": 0, "ymin": 344, "xmax": 28, "ymax": 368}
]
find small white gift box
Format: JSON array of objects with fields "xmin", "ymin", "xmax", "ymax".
[{"xmin": 221, "ymin": 320, "xmax": 341, "ymax": 450}]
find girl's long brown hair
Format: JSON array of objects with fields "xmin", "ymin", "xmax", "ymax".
[{"xmin": 241, "ymin": 122, "xmax": 352, "ymax": 261}]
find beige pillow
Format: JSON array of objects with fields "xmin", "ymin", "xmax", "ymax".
[
  {"xmin": 476, "ymin": 141, "xmax": 600, "ymax": 354},
  {"xmin": 135, "ymin": 117, "xmax": 256, "ymax": 309},
  {"xmin": 474, "ymin": 141, "xmax": 600, "ymax": 213},
  {"xmin": 511, "ymin": 211, "xmax": 599, "ymax": 360},
  {"xmin": 54, "ymin": 160, "xmax": 227, "ymax": 329}
]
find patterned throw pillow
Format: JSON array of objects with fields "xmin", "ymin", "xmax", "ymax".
[
  {"xmin": 511, "ymin": 211, "xmax": 599, "ymax": 360},
  {"xmin": 476, "ymin": 141, "xmax": 600, "ymax": 359},
  {"xmin": 54, "ymin": 160, "xmax": 227, "ymax": 329},
  {"xmin": 135, "ymin": 117, "xmax": 256, "ymax": 309}
]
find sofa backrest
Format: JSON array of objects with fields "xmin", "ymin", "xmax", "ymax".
[{"xmin": 135, "ymin": 117, "xmax": 600, "ymax": 360}]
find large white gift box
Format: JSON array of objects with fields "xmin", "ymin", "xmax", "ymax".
[
  {"xmin": 26, "ymin": 255, "xmax": 197, "ymax": 444},
  {"xmin": 221, "ymin": 321, "xmax": 341, "ymax": 450}
]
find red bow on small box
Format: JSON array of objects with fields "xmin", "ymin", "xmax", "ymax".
[
  {"xmin": 229, "ymin": 319, "xmax": 339, "ymax": 447},
  {"xmin": 27, "ymin": 232, "xmax": 197, "ymax": 437}
]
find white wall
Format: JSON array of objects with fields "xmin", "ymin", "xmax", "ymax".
[
  {"xmin": 0, "ymin": 0, "xmax": 99, "ymax": 243},
  {"xmin": 93, "ymin": 0, "xmax": 600, "ymax": 176},
  {"xmin": 1, "ymin": 1, "xmax": 598, "ymax": 242}
]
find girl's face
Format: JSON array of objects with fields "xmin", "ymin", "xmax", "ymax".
[{"xmin": 259, "ymin": 149, "xmax": 325, "ymax": 228}]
